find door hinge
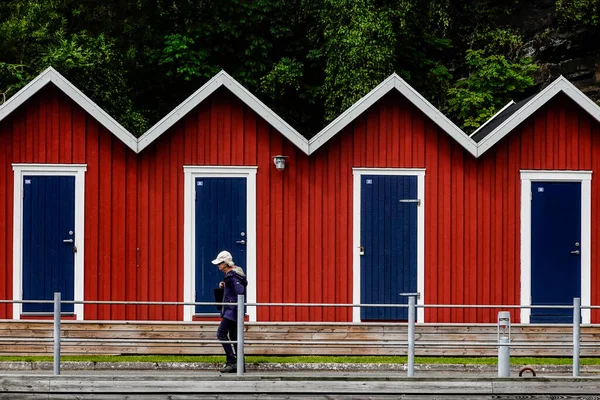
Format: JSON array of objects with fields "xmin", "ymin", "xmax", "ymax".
[{"xmin": 399, "ymin": 199, "xmax": 421, "ymax": 206}]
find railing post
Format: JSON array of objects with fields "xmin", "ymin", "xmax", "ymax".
[
  {"xmin": 237, "ymin": 294, "xmax": 245, "ymax": 376},
  {"xmin": 407, "ymin": 295, "xmax": 415, "ymax": 377},
  {"xmin": 573, "ymin": 297, "xmax": 581, "ymax": 377},
  {"xmin": 400, "ymin": 292, "xmax": 419, "ymax": 377},
  {"xmin": 53, "ymin": 292, "xmax": 61, "ymax": 376}
]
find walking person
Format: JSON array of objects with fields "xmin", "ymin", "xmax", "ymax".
[{"xmin": 212, "ymin": 250, "xmax": 247, "ymax": 373}]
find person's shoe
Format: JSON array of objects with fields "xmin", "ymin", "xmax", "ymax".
[
  {"xmin": 228, "ymin": 364, "xmax": 238, "ymax": 373},
  {"xmin": 233, "ymin": 364, "xmax": 247, "ymax": 373},
  {"xmin": 220, "ymin": 363, "xmax": 236, "ymax": 373}
]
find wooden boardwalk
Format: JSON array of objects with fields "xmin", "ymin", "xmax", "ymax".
[
  {"xmin": 1, "ymin": 373, "xmax": 600, "ymax": 399},
  {"xmin": 0, "ymin": 320, "xmax": 598, "ymax": 357}
]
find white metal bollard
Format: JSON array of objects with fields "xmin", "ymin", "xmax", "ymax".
[
  {"xmin": 497, "ymin": 311, "xmax": 510, "ymax": 378},
  {"xmin": 498, "ymin": 337, "xmax": 510, "ymax": 377}
]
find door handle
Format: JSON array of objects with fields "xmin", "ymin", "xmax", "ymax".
[
  {"xmin": 236, "ymin": 240, "xmax": 246, "ymax": 244},
  {"xmin": 571, "ymin": 250, "xmax": 580, "ymax": 255},
  {"xmin": 63, "ymin": 239, "xmax": 74, "ymax": 243}
]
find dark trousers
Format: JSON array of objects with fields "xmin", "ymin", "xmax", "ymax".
[{"xmin": 217, "ymin": 317, "xmax": 237, "ymax": 364}]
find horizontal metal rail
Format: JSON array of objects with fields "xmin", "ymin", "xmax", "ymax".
[
  {"xmin": 0, "ymin": 337, "xmax": 595, "ymax": 346},
  {"xmin": 0, "ymin": 295, "xmax": 597, "ymax": 378},
  {"xmin": 3, "ymin": 298, "xmax": 595, "ymax": 310}
]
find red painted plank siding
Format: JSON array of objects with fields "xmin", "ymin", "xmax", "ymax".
[
  {"xmin": 314, "ymin": 92, "xmax": 599, "ymax": 323},
  {"xmin": 0, "ymin": 121, "xmax": 12, "ymax": 318},
  {"xmin": 0, "ymin": 85, "xmax": 599, "ymax": 324},
  {"xmin": 0, "ymin": 86, "xmax": 136, "ymax": 320},
  {"xmin": 591, "ymin": 118, "xmax": 600, "ymax": 323},
  {"xmin": 136, "ymin": 154, "xmax": 151, "ymax": 320},
  {"xmin": 125, "ymin": 153, "xmax": 138, "ymax": 320},
  {"xmin": 85, "ymin": 117, "xmax": 100, "ymax": 319}
]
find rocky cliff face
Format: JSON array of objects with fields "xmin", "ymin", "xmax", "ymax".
[{"xmin": 509, "ymin": 0, "xmax": 600, "ymax": 103}]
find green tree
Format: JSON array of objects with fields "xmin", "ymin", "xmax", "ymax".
[
  {"xmin": 317, "ymin": 0, "xmax": 396, "ymax": 121},
  {"xmin": 0, "ymin": 0, "xmax": 147, "ymax": 134},
  {"xmin": 0, "ymin": 0, "xmax": 555, "ymax": 137},
  {"xmin": 556, "ymin": 0, "xmax": 600, "ymax": 30},
  {"xmin": 446, "ymin": 49, "xmax": 537, "ymax": 132}
]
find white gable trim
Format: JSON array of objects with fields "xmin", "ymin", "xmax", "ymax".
[
  {"xmin": 309, "ymin": 74, "xmax": 477, "ymax": 156},
  {"xmin": 519, "ymin": 170, "xmax": 591, "ymax": 324},
  {"xmin": 12, "ymin": 164, "xmax": 87, "ymax": 320},
  {"xmin": 352, "ymin": 168, "xmax": 425, "ymax": 323},
  {"xmin": 183, "ymin": 166, "xmax": 257, "ymax": 322},
  {"xmin": 0, "ymin": 67, "xmax": 137, "ymax": 152},
  {"xmin": 477, "ymin": 77, "xmax": 600, "ymax": 157},
  {"xmin": 309, "ymin": 75, "xmax": 396, "ymax": 153},
  {"xmin": 3, "ymin": 70, "xmax": 599, "ymax": 160},
  {"xmin": 392, "ymin": 77, "xmax": 477, "ymax": 156},
  {"xmin": 138, "ymin": 71, "xmax": 309, "ymax": 153},
  {"xmin": 469, "ymin": 101, "xmax": 515, "ymax": 137}
]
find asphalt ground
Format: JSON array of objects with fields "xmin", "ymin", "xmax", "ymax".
[{"xmin": 1, "ymin": 370, "xmax": 600, "ymax": 400}]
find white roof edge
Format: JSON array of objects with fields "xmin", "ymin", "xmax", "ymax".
[
  {"xmin": 476, "ymin": 76, "xmax": 600, "ymax": 157},
  {"xmin": 6, "ymin": 71, "xmax": 598, "ymax": 160},
  {"xmin": 0, "ymin": 67, "xmax": 138, "ymax": 152},
  {"xmin": 308, "ymin": 73, "xmax": 477, "ymax": 156},
  {"xmin": 308, "ymin": 74, "xmax": 397, "ymax": 154},
  {"xmin": 469, "ymin": 101, "xmax": 515, "ymax": 137},
  {"xmin": 0, "ymin": 68, "xmax": 52, "ymax": 120},
  {"xmin": 392, "ymin": 75, "xmax": 477, "ymax": 157},
  {"xmin": 138, "ymin": 70, "xmax": 309, "ymax": 154},
  {"xmin": 137, "ymin": 72, "xmax": 226, "ymax": 152},
  {"xmin": 219, "ymin": 72, "xmax": 308, "ymax": 154},
  {"xmin": 555, "ymin": 75, "xmax": 600, "ymax": 123}
]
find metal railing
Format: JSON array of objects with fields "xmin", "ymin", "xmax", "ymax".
[{"xmin": 0, "ymin": 294, "xmax": 596, "ymax": 378}]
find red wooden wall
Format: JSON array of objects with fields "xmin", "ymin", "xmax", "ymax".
[
  {"xmin": 312, "ymin": 92, "xmax": 600, "ymax": 323},
  {"xmin": 1, "ymin": 84, "xmax": 599, "ymax": 323},
  {"xmin": 136, "ymin": 88, "xmax": 314, "ymax": 322},
  {"xmin": 0, "ymin": 86, "xmax": 138, "ymax": 320}
]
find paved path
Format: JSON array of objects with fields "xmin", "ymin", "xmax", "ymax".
[{"xmin": 1, "ymin": 370, "xmax": 600, "ymax": 399}]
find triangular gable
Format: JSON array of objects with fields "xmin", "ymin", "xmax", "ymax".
[
  {"xmin": 0, "ymin": 67, "xmax": 137, "ymax": 152},
  {"xmin": 4, "ymin": 69, "xmax": 599, "ymax": 159},
  {"xmin": 476, "ymin": 76, "xmax": 600, "ymax": 157},
  {"xmin": 308, "ymin": 73, "xmax": 478, "ymax": 156},
  {"xmin": 138, "ymin": 71, "xmax": 309, "ymax": 153}
]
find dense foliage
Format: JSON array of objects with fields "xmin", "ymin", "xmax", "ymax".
[
  {"xmin": 0, "ymin": 1, "xmax": 585, "ymax": 136},
  {"xmin": 556, "ymin": 0, "xmax": 599, "ymax": 29}
]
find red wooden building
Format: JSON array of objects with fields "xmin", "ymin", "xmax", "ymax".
[{"xmin": 0, "ymin": 67, "xmax": 599, "ymax": 325}]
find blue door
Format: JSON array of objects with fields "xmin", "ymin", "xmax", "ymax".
[
  {"xmin": 360, "ymin": 175, "xmax": 418, "ymax": 320},
  {"xmin": 195, "ymin": 177, "xmax": 247, "ymax": 314},
  {"xmin": 22, "ymin": 176, "xmax": 76, "ymax": 314},
  {"xmin": 531, "ymin": 182, "xmax": 581, "ymax": 323}
]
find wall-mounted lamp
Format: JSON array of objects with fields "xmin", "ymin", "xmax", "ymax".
[{"xmin": 273, "ymin": 155, "xmax": 288, "ymax": 171}]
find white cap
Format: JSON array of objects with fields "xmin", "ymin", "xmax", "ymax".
[{"xmin": 211, "ymin": 250, "xmax": 234, "ymax": 266}]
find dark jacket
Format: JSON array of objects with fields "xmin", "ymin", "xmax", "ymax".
[{"xmin": 221, "ymin": 267, "xmax": 247, "ymax": 321}]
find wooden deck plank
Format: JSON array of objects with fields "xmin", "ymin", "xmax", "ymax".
[{"xmin": 0, "ymin": 322, "xmax": 597, "ymax": 357}]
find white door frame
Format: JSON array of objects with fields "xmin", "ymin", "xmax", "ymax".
[
  {"xmin": 520, "ymin": 170, "xmax": 591, "ymax": 324},
  {"xmin": 352, "ymin": 168, "xmax": 426, "ymax": 323},
  {"xmin": 183, "ymin": 166, "xmax": 257, "ymax": 322},
  {"xmin": 12, "ymin": 164, "xmax": 87, "ymax": 320}
]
